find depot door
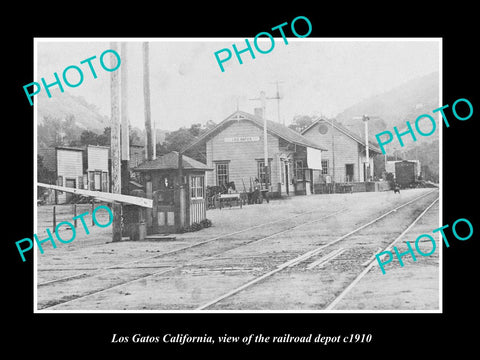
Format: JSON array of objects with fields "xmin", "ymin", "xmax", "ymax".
[{"xmin": 345, "ymin": 164, "xmax": 354, "ymax": 182}]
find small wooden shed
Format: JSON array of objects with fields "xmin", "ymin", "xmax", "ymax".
[
  {"xmin": 134, "ymin": 151, "xmax": 212, "ymax": 234},
  {"xmin": 55, "ymin": 146, "xmax": 84, "ymax": 204}
]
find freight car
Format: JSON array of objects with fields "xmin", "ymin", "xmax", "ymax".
[{"xmin": 394, "ymin": 160, "xmax": 418, "ymax": 188}]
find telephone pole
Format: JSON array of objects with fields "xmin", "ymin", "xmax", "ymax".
[
  {"xmin": 249, "ymin": 90, "xmax": 274, "ymax": 195},
  {"xmin": 143, "ymin": 42, "xmax": 154, "ymax": 161},
  {"xmin": 330, "ymin": 117, "xmax": 336, "ymax": 193},
  {"xmin": 120, "ymin": 42, "xmax": 130, "ymax": 195},
  {"xmin": 110, "ymin": 41, "xmax": 122, "ymax": 242},
  {"xmin": 363, "ymin": 115, "xmax": 370, "ymax": 181},
  {"xmin": 270, "ymin": 81, "xmax": 284, "ymax": 125}
]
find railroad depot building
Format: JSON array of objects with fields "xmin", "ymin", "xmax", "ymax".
[
  {"xmin": 184, "ymin": 110, "xmax": 326, "ymax": 197},
  {"xmin": 301, "ymin": 118, "xmax": 382, "ymax": 191}
]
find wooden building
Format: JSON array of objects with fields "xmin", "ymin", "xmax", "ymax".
[
  {"xmin": 55, "ymin": 146, "xmax": 84, "ymax": 203},
  {"xmin": 85, "ymin": 145, "xmax": 109, "ymax": 192},
  {"xmin": 134, "ymin": 151, "xmax": 211, "ymax": 234},
  {"xmin": 184, "ymin": 110, "xmax": 326, "ymax": 197},
  {"xmin": 301, "ymin": 119, "xmax": 382, "ymax": 189},
  {"xmin": 129, "ymin": 142, "xmax": 145, "ymax": 169},
  {"xmin": 38, "ymin": 145, "xmax": 110, "ymax": 204}
]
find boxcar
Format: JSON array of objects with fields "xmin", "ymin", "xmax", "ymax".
[{"xmin": 395, "ymin": 161, "xmax": 418, "ymax": 188}]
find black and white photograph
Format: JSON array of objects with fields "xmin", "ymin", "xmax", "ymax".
[
  {"xmin": 34, "ymin": 38, "xmax": 441, "ymax": 312},
  {"xmin": 7, "ymin": 7, "xmax": 479, "ymax": 355}
]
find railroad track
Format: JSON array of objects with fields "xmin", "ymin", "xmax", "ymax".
[
  {"xmin": 197, "ymin": 190, "xmax": 439, "ymax": 310},
  {"xmin": 37, "ymin": 206, "xmax": 348, "ymax": 309},
  {"xmin": 37, "ymin": 205, "xmax": 346, "ymax": 287},
  {"xmin": 38, "ymin": 189, "xmax": 438, "ymax": 310}
]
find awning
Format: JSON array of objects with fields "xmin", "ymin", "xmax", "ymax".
[{"xmin": 307, "ymin": 147, "xmax": 322, "ymax": 170}]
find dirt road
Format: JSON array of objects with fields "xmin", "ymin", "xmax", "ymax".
[{"xmin": 36, "ymin": 188, "xmax": 440, "ymax": 311}]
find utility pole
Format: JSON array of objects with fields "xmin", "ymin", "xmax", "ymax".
[
  {"xmin": 110, "ymin": 41, "xmax": 122, "ymax": 242},
  {"xmin": 363, "ymin": 115, "xmax": 370, "ymax": 181},
  {"xmin": 249, "ymin": 91, "xmax": 269, "ymax": 192},
  {"xmin": 120, "ymin": 42, "xmax": 130, "ymax": 195},
  {"xmin": 143, "ymin": 42, "xmax": 153, "ymax": 161},
  {"xmin": 270, "ymin": 81, "xmax": 284, "ymax": 125},
  {"xmin": 330, "ymin": 118, "xmax": 336, "ymax": 193}
]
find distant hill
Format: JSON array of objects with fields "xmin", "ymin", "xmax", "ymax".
[
  {"xmin": 37, "ymin": 90, "xmax": 169, "ymax": 149},
  {"xmin": 335, "ymin": 71, "xmax": 440, "ymax": 142},
  {"xmin": 334, "ymin": 71, "xmax": 440, "ymax": 182},
  {"xmin": 37, "ymin": 90, "xmax": 110, "ymax": 133}
]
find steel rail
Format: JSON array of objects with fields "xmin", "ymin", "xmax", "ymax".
[
  {"xmin": 39, "ymin": 208, "xmax": 346, "ymax": 310},
  {"xmin": 196, "ymin": 189, "xmax": 438, "ymax": 310}
]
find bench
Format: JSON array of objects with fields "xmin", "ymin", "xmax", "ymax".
[{"xmin": 218, "ymin": 193, "xmax": 243, "ymax": 209}]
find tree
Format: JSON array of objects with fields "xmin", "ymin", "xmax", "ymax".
[
  {"xmin": 288, "ymin": 115, "xmax": 315, "ymax": 133},
  {"xmin": 163, "ymin": 127, "xmax": 195, "ymax": 153},
  {"xmin": 129, "ymin": 126, "xmax": 142, "ymax": 145},
  {"xmin": 77, "ymin": 127, "xmax": 111, "ymax": 146},
  {"xmin": 38, "ymin": 116, "xmax": 65, "ymax": 147},
  {"xmin": 37, "ymin": 154, "xmax": 56, "ymax": 184},
  {"xmin": 189, "ymin": 123, "xmax": 202, "ymax": 137},
  {"xmin": 79, "ymin": 130, "xmax": 100, "ymax": 145},
  {"xmin": 38, "ymin": 114, "xmax": 83, "ymax": 147},
  {"xmin": 154, "ymin": 120, "xmax": 215, "ymax": 162},
  {"xmin": 97, "ymin": 127, "xmax": 111, "ymax": 146},
  {"xmin": 204, "ymin": 120, "xmax": 216, "ymax": 132}
]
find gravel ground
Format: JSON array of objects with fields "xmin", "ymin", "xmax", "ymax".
[
  {"xmin": 332, "ymin": 201, "xmax": 440, "ymax": 311},
  {"xmin": 36, "ymin": 188, "xmax": 440, "ymax": 311}
]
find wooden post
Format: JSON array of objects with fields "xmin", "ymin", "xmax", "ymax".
[
  {"xmin": 145, "ymin": 178, "xmax": 153, "ymax": 229},
  {"xmin": 121, "ymin": 42, "xmax": 130, "ymax": 196},
  {"xmin": 143, "ymin": 42, "xmax": 153, "ymax": 161},
  {"xmin": 330, "ymin": 118, "xmax": 336, "ymax": 193},
  {"xmin": 73, "ymin": 204, "xmax": 77, "ymax": 228},
  {"xmin": 53, "ymin": 205, "xmax": 56, "ymax": 230},
  {"xmin": 91, "ymin": 199, "xmax": 94, "ymax": 227},
  {"xmin": 363, "ymin": 115, "xmax": 370, "ymax": 181},
  {"xmin": 178, "ymin": 153, "xmax": 186, "ymax": 230},
  {"xmin": 110, "ymin": 41, "xmax": 122, "ymax": 242}
]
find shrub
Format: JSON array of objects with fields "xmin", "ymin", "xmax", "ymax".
[{"xmin": 180, "ymin": 219, "xmax": 213, "ymax": 233}]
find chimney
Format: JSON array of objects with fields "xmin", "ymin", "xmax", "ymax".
[{"xmin": 254, "ymin": 107, "xmax": 264, "ymax": 118}]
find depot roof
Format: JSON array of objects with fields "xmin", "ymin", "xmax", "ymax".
[
  {"xmin": 134, "ymin": 151, "xmax": 212, "ymax": 171},
  {"xmin": 181, "ymin": 110, "xmax": 327, "ymax": 152},
  {"xmin": 302, "ymin": 118, "xmax": 382, "ymax": 154}
]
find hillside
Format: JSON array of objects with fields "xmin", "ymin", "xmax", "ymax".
[
  {"xmin": 37, "ymin": 90, "xmax": 110, "ymax": 132},
  {"xmin": 335, "ymin": 71, "xmax": 440, "ymax": 182},
  {"xmin": 36, "ymin": 90, "xmax": 169, "ymax": 149},
  {"xmin": 335, "ymin": 71, "xmax": 440, "ymax": 141}
]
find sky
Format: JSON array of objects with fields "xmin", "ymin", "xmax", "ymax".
[{"xmin": 36, "ymin": 38, "xmax": 440, "ymax": 131}]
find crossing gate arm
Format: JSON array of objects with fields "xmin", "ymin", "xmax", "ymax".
[{"xmin": 37, "ymin": 183, "xmax": 153, "ymax": 208}]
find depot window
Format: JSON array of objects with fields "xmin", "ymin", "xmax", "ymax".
[
  {"xmin": 321, "ymin": 159, "xmax": 329, "ymax": 175},
  {"xmin": 215, "ymin": 162, "xmax": 229, "ymax": 187},
  {"xmin": 295, "ymin": 160, "xmax": 304, "ymax": 180},
  {"xmin": 257, "ymin": 159, "xmax": 272, "ymax": 185}
]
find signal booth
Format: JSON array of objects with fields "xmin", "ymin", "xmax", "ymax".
[{"xmin": 133, "ymin": 151, "xmax": 212, "ymax": 235}]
